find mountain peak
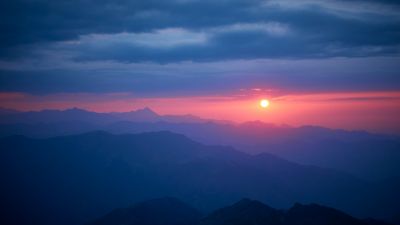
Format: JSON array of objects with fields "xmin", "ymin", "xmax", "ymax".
[{"xmin": 134, "ymin": 107, "xmax": 158, "ymax": 115}]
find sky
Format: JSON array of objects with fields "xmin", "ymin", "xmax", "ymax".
[{"xmin": 0, "ymin": 0, "xmax": 400, "ymax": 133}]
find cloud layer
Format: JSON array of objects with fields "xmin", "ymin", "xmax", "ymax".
[
  {"xmin": 2, "ymin": 0, "xmax": 400, "ymax": 60},
  {"xmin": 0, "ymin": 0, "xmax": 399, "ymax": 95}
]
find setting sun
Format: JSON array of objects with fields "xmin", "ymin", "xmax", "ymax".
[{"xmin": 260, "ymin": 99, "xmax": 270, "ymax": 108}]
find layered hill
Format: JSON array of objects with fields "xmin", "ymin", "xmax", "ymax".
[{"xmin": 1, "ymin": 131, "xmax": 399, "ymax": 225}]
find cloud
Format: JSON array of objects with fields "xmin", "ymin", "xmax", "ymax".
[
  {"xmin": 78, "ymin": 29, "xmax": 207, "ymax": 48},
  {"xmin": 1, "ymin": 57, "xmax": 399, "ymax": 95},
  {"xmin": 0, "ymin": 0, "xmax": 399, "ymax": 61},
  {"xmin": 212, "ymin": 22, "xmax": 291, "ymax": 36},
  {"xmin": 263, "ymin": 0, "xmax": 400, "ymax": 18}
]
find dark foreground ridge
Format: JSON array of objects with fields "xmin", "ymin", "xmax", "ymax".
[{"xmin": 89, "ymin": 198, "xmax": 394, "ymax": 225}]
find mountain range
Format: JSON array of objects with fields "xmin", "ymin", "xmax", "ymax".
[
  {"xmin": 1, "ymin": 107, "xmax": 399, "ymax": 181},
  {"xmin": 1, "ymin": 131, "xmax": 399, "ymax": 225}
]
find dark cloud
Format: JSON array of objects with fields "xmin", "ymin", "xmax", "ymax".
[
  {"xmin": 1, "ymin": 0, "xmax": 399, "ymax": 61},
  {"xmin": 0, "ymin": 0, "xmax": 260, "ymax": 48},
  {"xmin": 69, "ymin": 17, "xmax": 400, "ymax": 63}
]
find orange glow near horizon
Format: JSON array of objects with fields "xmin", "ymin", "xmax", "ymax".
[{"xmin": 1, "ymin": 91, "xmax": 400, "ymax": 134}]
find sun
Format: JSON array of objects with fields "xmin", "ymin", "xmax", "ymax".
[{"xmin": 260, "ymin": 99, "xmax": 270, "ymax": 108}]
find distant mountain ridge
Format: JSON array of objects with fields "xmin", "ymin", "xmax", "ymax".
[
  {"xmin": 0, "ymin": 107, "xmax": 219, "ymax": 124},
  {"xmin": 88, "ymin": 198, "xmax": 394, "ymax": 225},
  {"xmin": 1, "ymin": 107, "xmax": 399, "ymax": 181}
]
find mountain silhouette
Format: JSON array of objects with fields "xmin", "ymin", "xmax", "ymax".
[
  {"xmin": 1, "ymin": 131, "xmax": 398, "ymax": 225},
  {"xmin": 200, "ymin": 199, "xmax": 394, "ymax": 225},
  {"xmin": 89, "ymin": 198, "xmax": 394, "ymax": 225},
  {"xmin": 1, "ymin": 109, "xmax": 399, "ymax": 181}
]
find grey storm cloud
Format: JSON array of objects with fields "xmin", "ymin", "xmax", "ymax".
[{"xmin": 1, "ymin": 0, "xmax": 400, "ymax": 61}]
